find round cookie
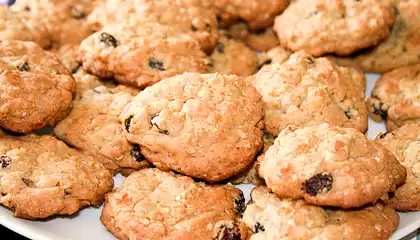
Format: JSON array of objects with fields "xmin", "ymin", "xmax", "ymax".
[
  {"xmin": 209, "ymin": 34, "xmax": 258, "ymax": 77},
  {"xmin": 367, "ymin": 64, "xmax": 420, "ymax": 131},
  {"xmin": 54, "ymin": 85, "xmax": 150, "ymax": 174},
  {"xmin": 274, "ymin": 0, "xmax": 396, "ymax": 56},
  {"xmin": 101, "ymin": 168, "xmax": 248, "ymax": 240},
  {"xmin": 0, "ymin": 132, "xmax": 113, "ymax": 219},
  {"xmin": 0, "ymin": 40, "xmax": 74, "ymax": 133},
  {"xmin": 79, "ymin": 20, "xmax": 209, "ymax": 88},
  {"xmin": 334, "ymin": 0, "xmax": 420, "ymax": 73},
  {"xmin": 119, "ymin": 73, "xmax": 264, "ymax": 182},
  {"xmin": 258, "ymin": 123, "xmax": 407, "ymax": 208},
  {"xmin": 252, "ymin": 51, "xmax": 368, "ymax": 136},
  {"xmin": 87, "ymin": 0, "xmax": 218, "ymax": 53},
  {"xmin": 376, "ymin": 123, "xmax": 420, "ymax": 211},
  {"xmin": 243, "ymin": 186, "xmax": 400, "ymax": 240}
]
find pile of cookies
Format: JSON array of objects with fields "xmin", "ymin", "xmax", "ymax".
[{"xmin": 0, "ymin": 0, "xmax": 419, "ymax": 239}]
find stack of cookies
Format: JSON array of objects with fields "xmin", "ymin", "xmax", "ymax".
[{"xmin": 0, "ymin": 0, "xmax": 419, "ymax": 239}]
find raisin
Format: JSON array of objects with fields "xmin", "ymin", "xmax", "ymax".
[
  {"xmin": 0, "ymin": 155, "xmax": 11, "ymax": 168},
  {"xmin": 216, "ymin": 15, "xmax": 222, "ymax": 23},
  {"xmin": 388, "ymin": 191, "xmax": 395, "ymax": 198},
  {"xmin": 148, "ymin": 58, "xmax": 165, "ymax": 71},
  {"xmin": 304, "ymin": 173, "xmax": 333, "ymax": 196},
  {"xmin": 24, "ymin": 6, "xmax": 31, "ymax": 11},
  {"xmin": 64, "ymin": 189, "xmax": 71, "ymax": 195},
  {"xmin": 18, "ymin": 62, "xmax": 29, "ymax": 71},
  {"xmin": 70, "ymin": 6, "xmax": 86, "ymax": 19},
  {"xmin": 371, "ymin": 101, "xmax": 388, "ymax": 120},
  {"xmin": 124, "ymin": 115, "xmax": 133, "ymax": 132},
  {"xmin": 402, "ymin": 46, "xmax": 407, "ymax": 52},
  {"xmin": 99, "ymin": 32, "xmax": 117, "ymax": 47},
  {"xmin": 214, "ymin": 223, "xmax": 242, "ymax": 240},
  {"xmin": 131, "ymin": 145, "xmax": 144, "ymax": 162},
  {"xmin": 254, "ymin": 222, "xmax": 265, "ymax": 233},
  {"xmin": 1, "ymin": 192, "xmax": 5, "ymax": 196},
  {"xmin": 344, "ymin": 110, "xmax": 352, "ymax": 119},
  {"xmin": 234, "ymin": 190, "xmax": 246, "ymax": 216},
  {"xmin": 191, "ymin": 24, "xmax": 198, "ymax": 31},
  {"xmin": 216, "ymin": 42, "xmax": 225, "ymax": 53},
  {"xmin": 22, "ymin": 178, "xmax": 34, "ymax": 187}
]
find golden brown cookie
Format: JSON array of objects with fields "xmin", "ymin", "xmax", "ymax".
[
  {"xmin": 79, "ymin": 20, "xmax": 209, "ymax": 88},
  {"xmin": 252, "ymin": 51, "xmax": 368, "ymax": 136},
  {"xmin": 119, "ymin": 73, "xmax": 264, "ymax": 182},
  {"xmin": 376, "ymin": 123, "xmax": 420, "ymax": 211},
  {"xmin": 0, "ymin": 40, "xmax": 74, "ymax": 133},
  {"xmin": 274, "ymin": 0, "xmax": 396, "ymax": 56},
  {"xmin": 209, "ymin": 34, "xmax": 258, "ymax": 77},
  {"xmin": 258, "ymin": 123, "xmax": 407, "ymax": 208},
  {"xmin": 87, "ymin": 0, "xmax": 218, "ymax": 53},
  {"xmin": 243, "ymin": 186, "xmax": 399, "ymax": 240},
  {"xmin": 101, "ymin": 168, "xmax": 247, "ymax": 240},
  {"xmin": 367, "ymin": 64, "xmax": 420, "ymax": 131},
  {"xmin": 0, "ymin": 132, "xmax": 113, "ymax": 219}
]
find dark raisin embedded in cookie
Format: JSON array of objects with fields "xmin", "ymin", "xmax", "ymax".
[
  {"xmin": 70, "ymin": 6, "xmax": 86, "ymax": 19},
  {"xmin": 370, "ymin": 99, "xmax": 389, "ymax": 120},
  {"xmin": 64, "ymin": 189, "xmax": 71, "ymax": 195},
  {"xmin": 22, "ymin": 178, "xmax": 34, "ymax": 187},
  {"xmin": 131, "ymin": 145, "xmax": 144, "ymax": 162},
  {"xmin": 148, "ymin": 58, "xmax": 165, "ymax": 71},
  {"xmin": 124, "ymin": 115, "xmax": 133, "ymax": 132},
  {"xmin": 0, "ymin": 155, "xmax": 12, "ymax": 168},
  {"xmin": 99, "ymin": 33, "xmax": 118, "ymax": 47},
  {"xmin": 253, "ymin": 222, "xmax": 265, "ymax": 233},
  {"xmin": 234, "ymin": 190, "xmax": 246, "ymax": 216},
  {"xmin": 304, "ymin": 173, "xmax": 333, "ymax": 196},
  {"xmin": 190, "ymin": 24, "xmax": 198, "ymax": 32},
  {"xmin": 214, "ymin": 223, "xmax": 242, "ymax": 240},
  {"xmin": 17, "ymin": 62, "xmax": 29, "ymax": 72},
  {"xmin": 216, "ymin": 42, "xmax": 225, "ymax": 53}
]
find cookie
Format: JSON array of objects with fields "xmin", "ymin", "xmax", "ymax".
[
  {"xmin": 10, "ymin": 0, "xmax": 100, "ymax": 46},
  {"xmin": 119, "ymin": 73, "xmax": 264, "ymax": 182},
  {"xmin": 87, "ymin": 0, "xmax": 218, "ymax": 53},
  {"xmin": 376, "ymin": 123, "xmax": 420, "ymax": 211},
  {"xmin": 258, "ymin": 123, "xmax": 407, "ymax": 208},
  {"xmin": 54, "ymin": 85, "xmax": 150, "ymax": 174},
  {"xmin": 209, "ymin": 34, "xmax": 258, "ymax": 77},
  {"xmin": 243, "ymin": 186, "xmax": 399, "ymax": 240},
  {"xmin": 252, "ymin": 51, "xmax": 368, "ymax": 136},
  {"xmin": 0, "ymin": 6, "xmax": 52, "ymax": 48},
  {"xmin": 367, "ymin": 64, "xmax": 420, "ymax": 131},
  {"xmin": 226, "ymin": 22, "xmax": 279, "ymax": 52},
  {"xmin": 209, "ymin": 0, "xmax": 289, "ymax": 30},
  {"xmin": 79, "ymin": 20, "xmax": 209, "ymax": 88},
  {"xmin": 49, "ymin": 44, "xmax": 81, "ymax": 73},
  {"xmin": 274, "ymin": 0, "xmax": 396, "ymax": 56},
  {"xmin": 0, "ymin": 132, "xmax": 113, "ymax": 219},
  {"xmin": 0, "ymin": 40, "xmax": 74, "ymax": 133},
  {"xmin": 334, "ymin": 0, "xmax": 420, "ymax": 73},
  {"xmin": 101, "ymin": 168, "xmax": 247, "ymax": 240}
]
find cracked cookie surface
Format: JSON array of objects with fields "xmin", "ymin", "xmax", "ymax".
[
  {"xmin": 252, "ymin": 51, "xmax": 368, "ymax": 136},
  {"xmin": 119, "ymin": 73, "xmax": 264, "ymax": 182},
  {"xmin": 367, "ymin": 64, "xmax": 420, "ymax": 131},
  {"xmin": 79, "ymin": 20, "xmax": 208, "ymax": 88},
  {"xmin": 243, "ymin": 186, "xmax": 399, "ymax": 240},
  {"xmin": 0, "ymin": 132, "xmax": 113, "ymax": 219},
  {"xmin": 376, "ymin": 123, "xmax": 420, "ymax": 211},
  {"xmin": 258, "ymin": 123, "xmax": 407, "ymax": 208},
  {"xmin": 274, "ymin": 0, "xmax": 395, "ymax": 56},
  {"xmin": 101, "ymin": 168, "xmax": 247, "ymax": 240},
  {"xmin": 0, "ymin": 40, "xmax": 74, "ymax": 133}
]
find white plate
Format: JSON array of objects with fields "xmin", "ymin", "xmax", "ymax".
[{"xmin": 1, "ymin": 73, "xmax": 419, "ymax": 240}]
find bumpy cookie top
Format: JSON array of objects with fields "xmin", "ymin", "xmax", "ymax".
[
  {"xmin": 79, "ymin": 20, "xmax": 208, "ymax": 88},
  {"xmin": 0, "ymin": 40, "xmax": 74, "ymax": 133},
  {"xmin": 0, "ymin": 133, "xmax": 113, "ymax": 219},
  {"xmin": 87, "ymin": 0, "xmax": 218, "ymax": 53},
  {"xmin": 243, "ymin": 186, "xmax": 399, "ymax": 240},
  {"xmin": 258, "ymin": 123, "xmax": 407, "ymax": 208},
  {"xmin": 54, "ymin": 85, "xmax": 150, "ymax": 174},
  {"xmin": 120, "ymin": 73, "xmax": 264, "ymax": 182},
  {"xmin": 377, "ymin": 123, "xmax": 420, "ymax": 211},
  {"xmin": 367, "ymin": 64, "xmax": 420, "ymax": 131},
  {"xmin": 274, "ymin": 0, "xmax": 395, "ymax": 56},
  {"xmin": 252, "ymin": 51, "xmax": 368, "ymax": 136},
  {"xmin": 335, "ymin": 0, "xmax": 420, "ymax": 73},
  {"xmin": 101, "ymin": 168, "xmax": 247, "ymax": 240},
  {"xmin": 209, "ymin": 34, "xmax": 258, "ymax": 77}
]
